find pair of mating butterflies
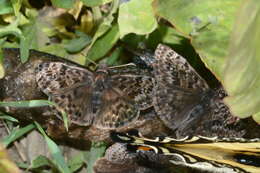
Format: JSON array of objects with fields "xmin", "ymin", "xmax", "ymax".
[
  {"xmin": 35, "ymin": 44, "xmax": 226, "ymax": 131},
  {"xmin": 111, "ymin": 131, "xmax": 260, "ymax": 173}
]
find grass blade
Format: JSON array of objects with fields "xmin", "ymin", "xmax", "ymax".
[
  {"xmin": 2, "ymin": 124, "xmax": 35, "ymax": 147},
  {"xmin": 35, "ymin": 122, "xmax": 71, "ymax": 173},
  {"xmin": 0, "ymin": 100, "xmax": 69, "ymax": 131},
  {"xmin": 0, "ymin": 114, "xmax": 18, "ymax": 122},
  {"xmin": 0, "ymin": 100, "xmax": 55, "ymax": 108},
  {"xmin": 84, "ymin": 142, "xmax": 106, "ymax": 173}
]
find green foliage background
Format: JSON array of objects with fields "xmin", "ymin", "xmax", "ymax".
[{"xmin": 0, "ymin": 0, "xmax": 259, "ymax": 172}]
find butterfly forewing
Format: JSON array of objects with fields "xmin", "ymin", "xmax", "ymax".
[
  {"xmin": 152, "ymin": 44, "xmax": 212, "ymax": 131},
  {"xmin": 36, "ymin": 62, "xmax": 95, "ymax": 126},
  {"xmin": 36, "ymin": 62, "xmax": 93, "ymax": 95},
  {"xmin": 154, "ymin": 44, "xmax": 209, "ymax": 90}
]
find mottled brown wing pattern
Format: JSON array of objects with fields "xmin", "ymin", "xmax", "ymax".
[
  {"xmin": 154, "ymin": 44, "xmax": 208, "ymax": 90},
  {"xmin": 108, "ymin": 64, "xmax": 154, "ymax": 110},
  {"xmin": 50, "ymin": 84, "xmax": 94, "ymax": 126},
  {"xmin": 35, "ymin": 62, "xmax": 152, "ymax": 129},
  {"xmin": 36, "ymin": 62, "xmax": 95, "ymax": 126},
  {"xmin": 92, "ymin": 64, "xmax": 154, "ymax": 129},
  {"xmin": 152, "ymin": 44, "xmax": 211, "ymax": 131},
  {"xmin": 35, "ymin": 62, "xmax": 93, "ymax": 95},
  {"xmin": 132, "ymin": 45, "xmax": 245, "ymax": 138},
  {"xmin": 189, "ymin": 88, "xmax": 246, "ymax": 138},
  {"xmin": 93, "ymin": 87, "xmax": 139, "ymax": 129}
]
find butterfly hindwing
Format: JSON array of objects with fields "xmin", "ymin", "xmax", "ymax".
[
  {"xmin": 94, "ymin": 87, "xmax": 139, "ymax": 129},
  {"xmin": 50, "ymin": 84, "xmax": 94, "ymax": 126},
  {"xmin": 92, "ymin": 64, "xmax": 154, "ymax": 129},
  {"xmin": 108, "ymin": 64, "xmax": 154, "ymax": 110}
]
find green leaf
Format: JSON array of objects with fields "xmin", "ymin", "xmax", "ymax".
[
  {"xmin": 19, "ymin": 36, "xmax": 30, "ymax": 63},
  {"xmin": 18, "ymin": 155, "xmax": 58, "ymax": 171},
  {"xmin": 0, "ymin": 100, "xmax": 56, "ymax": 108},
  {"xmin": 0, "ymin": 42, "xmax": 5, "ymax": 79},
  {"xmin": 39, "ymin": 44, "xmax": 68, "ymax": 58},
  {"xmin": 81, "ymin": 0, "xmax": 113, "ymax": 7},
  {"xmin": 0, "ymin": 9, "xmax": 40, "ymax": 63},
  {"xmin": 60, "ymin": 110, "xmax": 69, "ymax": 132},
  {"xmin": 153, "ymin": 0, "xmax": 242, "ymax": 78},
  {"xmin": 118, "ymin": 0, "xmax": 157, "ymax": 38},
  {"xmin": 223, "ymin": 0, "xmax": 260, "ymax": 122},
  {"xmin": 86, "ymin": 24, "xmax": 120, "ymax": 62},
  {"xmin": 89, "ymin": 0, "xmax": 119, "ymax": 49},
  {"xmin": 253, "ymin": 112, "xmax": 260, "ymax": 124},
  {"xmin": 0, "ymin": 8, "xmax": 38, "ymax": 63},
  {"xmin": 84, "ymin": 142, "xmax": 106, "ymax": 173},
  {"xmin": 0, "ymin": 114, "xmax": 19, "ymax": 122},
  {"xmin": 65, "ymin": 31, "xmax": 92, "ymax": 53},
  {"xmin": 2, "ymin": 124, "xmax": 35, "ymax": 147},
  {"xmin": 0, "ymin": 19, "xmax": 22, "ymax": 38},
  {"xmin": 0, "ymin": 100, "xmax": 69, "ymax": 129},
  {"xmin": 30, "ymin": 155, "xmax": 53, "ymax": 169},
  {"xmin": 35, "ymin": 122, "xmax": 71, "ymax": 173},
  {"xmin": 106, "ymin": 47, "xmax": 122, "ymax": 66},
  {"xmin": 68, "ymin": 153, "xmax": 85, "ymax": 172},
  {"xmin": 51, "ymin": 0, "xmax": 74, "ymax": 9},
  {"xmin": 0, "ymin": 0, "xmax": 13, "ymax": 15},
  {"xmin": 20, "ymin": 9, "xmax": 39, "ymax": 63},
  {"xmin": 16, "ymin": 162, "xmax": 30, "ymax": 169},
  {"xmin": 146, "ymin": 25, "xmax": 186, "ymax": 48},
  {"xmin": 11, "ymin": 0, "xmax": 22, "ymax": 16}
]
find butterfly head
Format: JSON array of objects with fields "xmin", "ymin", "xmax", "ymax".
[{"xmin": 94, "ymin": 65, "xmax": 109, "ymax": 84}]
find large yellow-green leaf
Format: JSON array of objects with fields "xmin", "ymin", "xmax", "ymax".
[
  {"xmin": 51, "ymin": 0, "xmax": 74, "ymax": 9},
  {"xmin": 153, "ymin": 0, "xmax": 242, "ymax": 78},
  {"xmin": 81, "ymin": 0, "xmax": 113, "ymax": 7},
  {"xmin": 223, "ymin": 0, "xmax": 260, "ymax": 122},
  {"xmin": 253, "ymin": 112, "xmax": 260, "ymax": 124},
  {"xmin": 118, "ymin": 0, "xmax": 157, "ymax": 38},
  {"xmin": 0, "ymin": 0, "xmax": 13, "ymax": 15}
]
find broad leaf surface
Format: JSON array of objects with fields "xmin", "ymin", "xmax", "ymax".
[
  {"xmin": 81, "ymin": 0, "xmax": 113, "ymax": 7},
  {"xmin": 223, "ymin": 0, "xmax": 260, "ymax": 122},
  {"xmin": 153, "ymin": 0, "xmax": 242, "ymax": 78},
  {"xmin": 118, "ymin": 0, "xmax": 157, "ymax": 38}
]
